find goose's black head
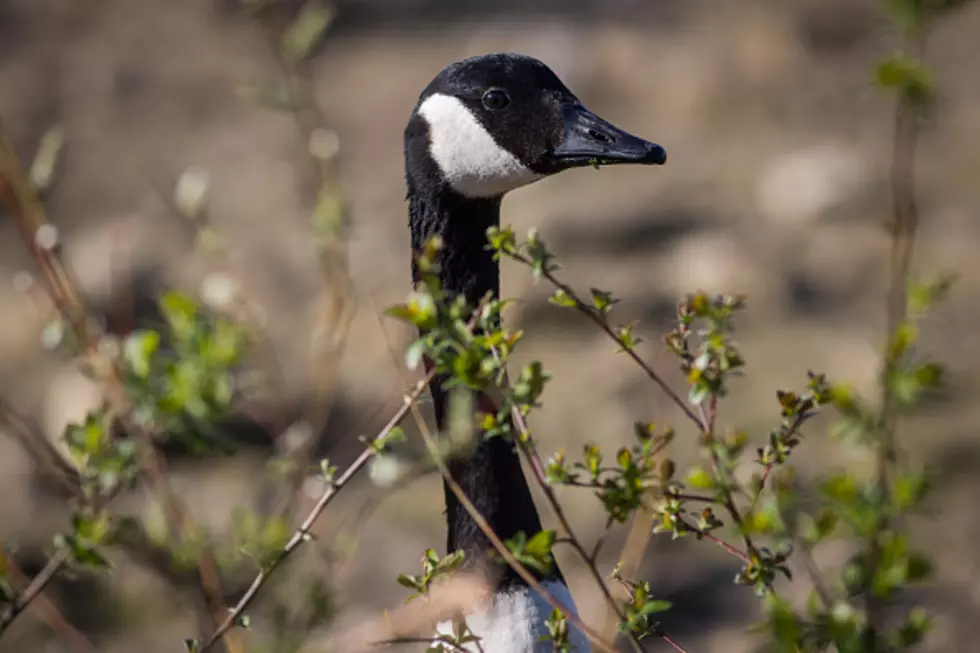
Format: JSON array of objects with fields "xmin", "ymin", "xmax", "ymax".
[{"xmin": 405, "ymin": 52, "xmax": 666, "ymax": 200}]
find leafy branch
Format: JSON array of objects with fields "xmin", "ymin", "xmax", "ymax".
[
  {"xmin": 193, "ymin": 375, "xmax": 434, "ymax": 652},
  {"xmin": 387, "ymin": 237, "xmax": 688, "ymax": 651},
  {"xmin": 0, "ymin": 550, "xmax": 70, "ymax": 634}
]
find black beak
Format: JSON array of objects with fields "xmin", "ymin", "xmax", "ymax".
[{"xmin": 550, "ymin": 103, "xmax": 666, "ymax": 168}]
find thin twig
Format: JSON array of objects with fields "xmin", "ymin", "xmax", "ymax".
[
  {"xmin": 374, "ymin": 314, "xmax": 645, "ymax": 653},
  {"xmin": 681, "ymin": 521, "xmax": 752, "ymax": 565},
  {"xmin": 0, "ymin": 399, "xmax": 80, "ymax": 497},
  {"xmin": 605, "ymin": 503, "xmax": 655, "ymax": 643},
  {"xmin": 865, "ymin": 29, "xmax": 927, "ymax": 646},
  {"xmin": 0, "ymin": 553, "xmax": 97, "ymax": 653},
  {"xmin": 508, "ymin": 256, "xmax": 704, "ymax": 432},
  {"xmin": 588, "ymin": 516, "xmax": 616, "ymax": 564},
  {"xmin": 751, "ymin": 410, "xmax": 808, "ymax": 507},
  {"xmin": 252, "ymin": 8, "xmax": 355, "ymax": 529},
  {"xmin": 372, "ymin": 635, "xmax": 471, "ymax": 652},
  {"xmin": 563, "ymin": 480, "xmax": 716, "ymax": 507},
  {"xmin": 437, "ymin": 278, "xmax": 690, "ymax": 650},
  {"xmin": 663, "ymin": 491, "xmax": 718, "ymax": 504},
  {"xmin": 506, "ymin": 401, "xmax": 647, "ymax": 653},
  {"xmin": 0, "ymin": 550, "xmax": 69, "ymax": 634},
  {"xmin": 482, "ymin": 349, "xmax": 660, "ymax": 653},
  {"xmin": 707, "ymin": 396, "xmax": 718, "ymax": 441},
  {"xmin": 199, "ymin": 375, "xmax": 435, "ymax": 651},
  {"xmin": 798, "ymin": 543, "xmax": 833, "ymax": 609},
  {"xmin": 698, "ymin": 418, "xmax": 762, "ymax": 567},
  {"xmin": 136, "ymin": 439, "xmax": 242, "ymax": 652},
  {"xmin": 478, "ymin": 341, "xmax": 685, "ymax": 652},
  {"xmin": 410, "ymin": 403, "xmax": 627, "ymax": 653}
]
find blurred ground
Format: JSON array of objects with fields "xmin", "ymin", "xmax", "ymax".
[{"xmin": 2, "ymin": 0, "xmax": 980, "ymax": 651}]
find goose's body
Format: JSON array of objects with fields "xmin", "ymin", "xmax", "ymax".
[{"xmin": 403, "ymin": 53, "xmax": 666, "ymax": 653}]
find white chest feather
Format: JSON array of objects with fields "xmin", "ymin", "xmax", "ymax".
[
  {"xmin": 433, "ymin": 580, "xmax": 591, "ymax": 653},
  {"xmin": 418, "ymin": 93, "xmax": 544, "ymax": 198}
]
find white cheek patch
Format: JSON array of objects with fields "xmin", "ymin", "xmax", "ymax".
[{"xmin": 419, "ymin": 93, "xmax": 544, "ymax": 198}]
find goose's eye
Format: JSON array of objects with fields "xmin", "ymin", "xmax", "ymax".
[{"xmin": 481, "ymin": 89, "xmax": 510, "ymax": 111}]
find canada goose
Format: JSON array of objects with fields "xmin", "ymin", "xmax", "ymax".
[{"xmin": 404, "ymin": 53, "xmax": 666, "ymax": 652}]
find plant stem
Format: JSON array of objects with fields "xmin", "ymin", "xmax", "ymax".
[
  {"xmin": 0, "ymin": 550, "xmax": 69, "ymax": 634},
  {"xmin": 0, "ymin": 552, "xmax": 97, "ymax": 653},
  {"xmin": 506, "ymin": 256, "xmax": 705, "ymax": 432},
  {"xmin": 199, "ymin": 375, "xmax": 434, "ymax": 651},
  {"xmin": 865, "ymin": 29, "xmax": 926, "ymax": 647},
  {"xmin": 589, "ymin": 516, "xmax": 616, "ymax": 563},
  {"xmin": 411, "ymin": 404, "xmax": 643, "ymax": 653},
  {"xmin": 498, "ymin": 364, "xmax": 684, "ymax": 653},
  {"xmin": 680, "ymin": 520, "xmax": 752, "ymax": 564}
]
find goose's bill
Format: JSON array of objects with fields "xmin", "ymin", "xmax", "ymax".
[{"xmin": 550, "ymin": 103, "xmax": 666, "ymax": 168}]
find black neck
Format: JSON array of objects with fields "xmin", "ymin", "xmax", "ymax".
[{"xmin": 408, "ymin": 188, "xmax": 560, "ymax": 589}]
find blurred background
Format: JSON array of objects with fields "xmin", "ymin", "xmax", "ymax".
[{"xmin": 1, "ymin": 0, "xmax": 980, "ymax": 651}]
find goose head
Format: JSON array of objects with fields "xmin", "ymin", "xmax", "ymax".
[{"xmin": 404, "ymin": 52, "xmax": 666, "ymax": 200}]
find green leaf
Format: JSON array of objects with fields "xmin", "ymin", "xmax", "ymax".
[
  {"xmin": 874, "ymin": 53, "xmax": 934, "ymax": 110},
  {"xmin": 65, "ymin": 537, "xmax": 112, "ymax": 570},
  {"xmin": 396, "ymin": 574, "xmax": 420, "ymax": 590},
  {"xmin": 320, "ymin": 458, "xmax": 337, "ymax": 483},
  {"xmin": 822, "ymin": 473, "xmax": 859, "ymax": 503},
  {"xmin": 913, "ymin": 361, "xmax": 944, "ymax": 390},
  {"xmin": 206, "ymin": 320, "xmax": 246, "ymax": 366},
  {"xmin": 526, "ymin": 530, "xmax": 555, "ymax": 556},
  {"xmin": 29, "ymin": 125, "xmax": 65, "ymax": 192},
  {"xmin": 504, "ymin": 530, "xmax": 555, "ymax": 576},
  {"xmin": 616, "ymin": 323, "xmax": 642, "ymax": 353},
  {"xmin": 549, "ymin": 288, "xmax": 577, "ymax": 308},
  {"xmin": 405, "ymin": 339, "xmax": 426, "ymax": 371},
  {"xmin": 888, "ymin": 321, "xmax": 917, "ymax": 362},
  {"xmin": 439, "ymin": 550, "xmax": 466, "ymax": 572},
  {"xmin": 801, "ymin": 509, "xmax": 839, "ymax": 544},
  {"xmin": 905, "ymin": 551, "xmax": 934, "ymax": 583},
  {"xmin": 384, "ymin": 304, "xmax": 416, "ymax": 323},
  {"xmin": 616, "ymin": 447, "xmax": 633, "ymax": 470},
  {"xmin": 893, "ymin": 606, "xmax": 932, "ymax": 647},
  {"xmin": 892, "ymin": 470, "xmax": 929, "ymax": 511},
  {"xmin": 160, "ymin": 291, "xmax": 199, "ymax": 342},
  {"xmin": 908, "ymin": 274, "xmax": 954, "ymax": 316},
  {"xmin": 688, "ymin": 382, "xmax": 710, "ymax": 406},
  {"xmin": 486, "ymin": 225, "xmax": 517, "ymax": 254},
  {"xmin": 281, "ymin": 1, "xmax": 336, "ymax": 63},
  {"xmin": 581, "ymin": 444, "xmax": 602, "ymax": 479},
  {"xmin": 639, "ymin": 599, "xmax": 673, "ymax": 615},
  {"xmin": 589, "ymin": 287, "xmax": 618, "ymax": 315},
  {"xmin": 685, "ymin": 466, "xmax": 714, "ymax": 490},
  {"xmin": 744, "ymin": 495, "xmax": 782, "ymax": 535}
]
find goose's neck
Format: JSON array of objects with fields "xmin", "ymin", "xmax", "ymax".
[
  {"xmin": 409, "ymin": 191, "xmax": 501, "ymax": 304},
  {"xmin": 409, "ymin": 190, "xmax": 553, "ymax": 589}
]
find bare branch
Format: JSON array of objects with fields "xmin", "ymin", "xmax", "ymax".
[
  {"xmin": 0, "ymin": 552, "xmax": 96, "ymax": 653},
  {"xmin": 0, "ymin": 399, "xmax": 80, "ymax": 497},
  {"xmin": 0, "ymin": 550, "xmax": 69, "ymax": 635}
]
